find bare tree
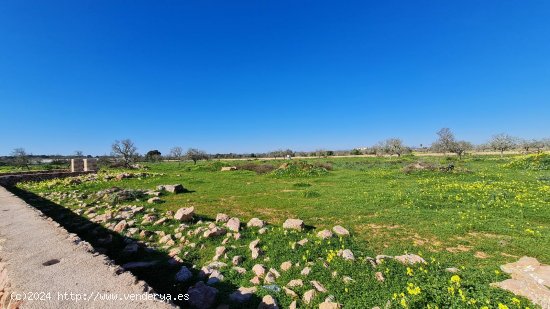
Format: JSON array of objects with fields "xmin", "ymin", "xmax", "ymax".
[
  {"xmin": 185, "ymin": 148, "xmax": 208, "ymax": 164},
  {"xmin": 431, "ymin": 128, "xmax": 456, "ymax": 154},
  {"xmin": 11, "ymin": 148, "xmax": 30, "ymax": 169},
  {"xmin": 74, "ymin": 150, "xmax": 84, "ymax": 157},
  {"xmin": 489, "ymin": 133, "xmax": 516, "ymax": 157},
  {"xmin": 451, "ymin": 140, "xmax": 473, "ymax": 159},
  {"xmin": 169, "ymin": 146, "xmax": 183, "ymax": 165},
  {"xmin": 111, "ymin": 139, "xmax": 138, "ymax": 167},
  {"xmin": 379, "ymin": 138, "xmax": 410, "ymax": 157}
]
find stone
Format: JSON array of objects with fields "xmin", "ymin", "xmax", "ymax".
[
  {"xmin": 113, "ymin": 220, "xmax": 127, "ymax": 233},
  {"xmin": 257, "ymin": 295, "xmax": 278, "ymax": 309},
  {"xmin": 317, "ymin": 229, "xmax": 333, "ymax": 239},
  {"xmin": 297, "ymin": 238, "xmax": 309, "ymax": 246},
  {"xmin": 158, "ymin": 184, "xmax": 185, "ymax": 193},
  {"xmin": 301, "ymin": 267, "xmax": 311, "ymax": 276},
  {"xmin": 213, "ymin": 246, "xmax": 226, "ymax": 260},
  {"xmin": 250, "ymin": 276, "xmax": 261, "ymax": 285},
  {"xmin": 204, "ymin": 227, "xmax": 227, "ymax": 238},
  {"xmin": 310, "ymin": 280, "xmax": 327, "ymax": 293},
  {"xmin": 282, "ymin": 286, "xmax": 298, "ymax": 298},
  {"xmin": 319, "ymin": 302, "xmax": 342, "ymax": 309},
  {"xmin": 280, "ymin": 261, "xmax": 292, "ymax": 271},
  {"xmin": 264, "ymin": 272, "xmax": 276, "ymax": 284},
  {"xmin": 287, "ymin": 279, "xmax": 303, "ymax": 287},
  {"xmin": 258, "ymin": 227, "xmax": 268, "ymax": 234},
  {"xmin": 303, "ymin": 289, "xmax": 316, "ymax": 305},
  {"xmin": 375, "ymin": 272, "xmax": 385, "ymax": 282},
  {"xmin": 216, "ymin": 213, "xmax": 230, "ymax": 223},
  {"xmin": 289, "ymin": 300, "xmax": 297, "ymax": 309},
  {"xmin": 491, "ymin": 256, "xmax": 550, "ymax": 309},
  {"xmin": 332, "ymin": 225, "xmax": 350, "ymax": 237},
  {"xmin": 141, "ymin": 214, "xmax": 157, "ymax": 225},
  {"xmin": 445, "ymin": 267, "xmax": 459, "ymax": 273},
  {"xmin": 232, "ymin": 256, "xmax": 243, "ymax": 266},
  {"xmin": 226, "ymin": 217, "xmax": 241, "ymax": 232},
  {"xmin": 283, "ymin": 218, "xmax": 304, "ymax": 230},
  {"xmin": 233, "ymin": 266, "xmax": 246, "ymax": 274},
  {"xmin": 174, "ymin": 207, "xmax": 194, "ymax": 222},
  {"xmin": 175, "ymin": 266, "xmax": 193, "ymax": 282},
  {"xmin": 247, "ymin": 218, "xmax": 266, "ymax": 228},
  {"xmin": 159, "ymin": 234, "xmax": 173, "ymax": 244},
  {"xmin": 249, "ymin": 239, "xmax": 260, "ymax": 250},
  {"xmin": 229, "ymin": 286, "xmax": 257, "ymax": 303},
  {"xmin": 221, "ymin": 166, "xmax": 237, "ymax": 171},
  {"xmin": 187, "ymin": 281, "xmax": 218, "ymax": 309},
  {"xmin": 251, "ymin": 247, "xmax": 262, "ymax": 260},
  {"xmin": 394, "ymin": 254, "xmax": 426, "ymax": 265},
  {"xmin": 339, "ymin": 249, "xmax": 355, "ymax": 261},
  {"xmin": 147, "ymin": 197, "xmax": 162, "ymax": 204},
  {"xmin": 122, "ymin": 243, "xmax": 139, "ymax": 255},
  {"xmin": 252, "ymin": 264, "xmax": 266, "ymax": 277},
  {"xmin": 207, "ymin": 269, "xmax": 224, "ymax": 285},
  {"xmin": 153, "ymin": 217, "xmax": 168, "ymax": 225}
]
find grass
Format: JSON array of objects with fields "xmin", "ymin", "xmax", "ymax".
[{"xmin": 14, "ymin": 154, "xmax": 550, "ymax": 308}]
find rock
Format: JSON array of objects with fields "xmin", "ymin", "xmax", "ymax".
[
  {"xmin": 252, "ymin": 264, "xmax": 266, "ymax": 277},
  {"xmin": 147, "ymin": 197, "xmax": 162, "ymax": 204},
  {"xmin": 214, "ymin": 246, "xmax": 226, "ymax": 260},
  {"xmin": 394, "ymin": 254, "xmax": 426, "ymax": 265},
  {"xmin": 174, "ymin": 207, "xmax": 194, "ymax": 222},
  {"xmin": 269, "ymin": 268, "xmax": 281, "ymax": 278},
  {"xmin": 232, "ymin": 256, "xmax": 243, "ymax": 266},
  {"xmin": 216, "ymin": 213, "xmax": 230, "ymax": 223},
  {"xmin": 249, "ymin": 239, "xmax": 260, "ymax": 250},
  {"xmin": 297, "ymin": 238, "xmax": 309, "ymax": 246},
  {"xmin": 233, "ymin": 266, "xmax": 246, "ymax": 274},
  {"xmin": 445, "ymin": 267, "xmax": 460, "ymax": 273},
  {"xmin": 319, "ymin": 302, "xmax": 342, "ymax": 309},
  {"xmin": 113, "ymin": 220, "xmax": 127, "ymax": 233},
  {"xmin": 283, "ymin": 218, "xmax": 304, "ymax": 230},
  {"xmin": 175, "ymin": 266, "xmax": 193, "ymax": 282},
  {"xmin": 301, "ymin": 267, "xmax": 311, "ymax": 276},
  {"xmin": 221, "ymin": 166, "xmax": 237, "ymax": 171},
  {"xmin": 342, "ymin": 276, "xmax": 353, "ymax": 284},
  {"xmin": 226, "ymin": 217, "xmax": 241, "ymax": 232},
  {"xmin": 289, "ymin": 300, "xmax": 297, "ymax": 309},
  {"xmin": 247, "ymin": 218, "xmax": 266, "ymax": 228},
  {"xmin": 257, "ymin": 295, "xmax": 278, "ymax": 309},
  {"xmin": 332, "ymin": 225, "xmax": 350, "ymax": 237},
  {"xmin": 280, "ymin": 261, "xmax": 292, "ymax": 271},
  {"xmin": 339, "ymin": 249, "xmax": 355, "ymax": 261},
  {"xmin": 187, "ymin": 281, "xmax": 218, "ymax": 309},
  {"xmin": 251, "ymin": 247, "xmax": 262, "ymax": 260},
  {"xmin": 229, "ymin": 287, "xmax": 257, "ymax": 303},
  {"xmin": 204, "ymin": 227, "xmax": 227, "ymax": 238},
  {"xmin": 159, "ymin": 234, "xmax": 173, "ymax": 244},
  {"xmin": 207, "ymin": 269, "xmax": 224, "ymax": 285},
  {"xmin": 158, "ymin": 184, "xmax": 185, "ymax": 193},
  {"xmin": 168, "ymin": 248, "xmax": 181, "ymax": 257},
  {"xmin": 317, "ymin": 229, "xmax": 333, "ymax": 239},
  {"xmin": 310, "ymin": 280, "xmax": 327, "ymax": 293},
  {"xmin": 153, "ymin": 218, "xmax": 168, "ymax": 226},
  {"xmin": 375, "ymin": 272, "xmax": 385, "ymax": 282},
  {"xmin": 141, "ymin": 214, "xmax": 157, "ymax": 225},
  {"xmin": 287, "ymin": 279, "xmax": 303, "ymax": 287},
  {"xmin": 264, "ymin": 272, "xmax": 276, "ymax": 284},
  {"xmin": 491, "ymin": 256, "xmax": 550, "ymax": 309},
  {"xmin": 283, "ymin": 286, "xmax": 298, "ymax": 298},
  {"xmin": 303, "ymin": 289, "xmax": 316, "ymax": 305},
  {"xmin": 258, "ymin": 227, "xmax": 268, "ymax": 234},
  {"xmin": 250, "ymin": 276, "xmax": 261, "ymax": 285}
]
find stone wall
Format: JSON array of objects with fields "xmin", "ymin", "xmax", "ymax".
[{"xmin": 0, "ymin": 171, "xmax": 94, "ymax": 187}]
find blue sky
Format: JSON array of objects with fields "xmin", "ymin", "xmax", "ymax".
[{"xmin": 1, "ymin": 1, "xmax": 549, "ymax": 155}]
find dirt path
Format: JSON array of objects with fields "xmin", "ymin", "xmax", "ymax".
[{"xmin": 0, "ymin": 186, "xmax": 176, "ymax": 309}]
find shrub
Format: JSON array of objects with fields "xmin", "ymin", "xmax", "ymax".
[
  {"xmin": 504, "ymin": 153, "xmax": 550, "ymax": 170},
  {"xmin": 237, "ymin": 163, "xmax": 276, "ymax": 174},
  {"xmin": 270, "ymin": 161, "xmax": 330, "ymax": 177}
]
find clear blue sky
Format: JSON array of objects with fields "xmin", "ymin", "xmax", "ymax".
[{"xmin": 1, "ymin": 1, "xmax": 549, "ymax": 156}]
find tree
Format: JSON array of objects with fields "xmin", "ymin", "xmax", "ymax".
[
  {"xmin": 11, "ymin": 148, "xmax": 30, "ymax": 169},
  {"xmin": 432, "ymin": 128, "xmax": 456, "ymax": 154},
  {"xmin": 489, "ymin": 133, "xmax": 516, "ymax": 157},
  {"xmin": 111, "ymin": 139, "xmax": 138, "ymax": 167},
  {"xmin": 350, "ymin": 149, "xmax": 362, "ymax": 155},
  {"xmin": 74, "ymin": 150, "xmax": 84, "ymax": 157},
  {"xmin": 145, "ymin": 150, "xmax": 162, "ymax": 162},
  {"xmin": 185, "ymin": 148, "xmax": 208, "ymax": 164},
  {"xmin": 380, "ymin": 138, "xmax": 410, "ymax": 157},
  {"xmin": 451, "ymin": 140, "xmax": 473, "ymax": 159},
  {"xmin": 170, "ymin": 146, "xmax": 184, "ymax": 165}
]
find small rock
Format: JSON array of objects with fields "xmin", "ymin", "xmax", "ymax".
[
  {"xmin": 394, "ymin": 254, "xmax": 426, "ymax": 265},
  {"xmin": 229, "ymin": 286, "xmax": 257, "ymax": 303},
  {"xmin": 250, "ymin": 276, "xmax": 261, "ymax": 285},
  {"xmin": 301, "ymin": 267, "xmax": 311, "ymax": 276},
  {"xmin": 174, "ymin": 207, "xmax": 194, "ymax": 222},
  {"xmin": 147, "ymin": 197, "xmax": 162, "ymax": 204},
  {"xmin": 187, "ymin": 281, "xmax": 218, "ymax": 309},
  {"xmin": 216, "ymin": 213, "xmax": 230, "ymax": 223},
  {"xmin": 287, "ymin": 279, "xmax": 303, "ymax": 287},
  {"xmin": 158, "ymin": 184, "xmax": 185, "ymax": 193},
  {"xmin": 445, "ymin": 267, "xmax": 459, "ymax": 273},
  {"xmin": 303, "ymin": 289, "xmax": 316, "ymax": 305},
  {"xmin": 247, "ymin": 218, "xmax": 266, "ymax": 228},
  {"xmin": 332, "ymin": 225, "xmax": 350, "ymax": 237},
  {"xmin": 113, "ymin": 220, "xmax": 127, "ymax": 233},
  {"xmin": 257, "ymin": 295, "xmax": 278, "ymax": 309},
  {"xmin": 375, "ymin": 272, "xmax": 385, "ymax": 282},
  {"xmin": 310, "ymin": 280, "xmax": 327, "ymax": 293},
  {"xmin": 339, "ymin": 249, "xmax": 355, "ymax": 261},
  {"xmin": 317, "ymin": 229, "xmax": 333, "ymax": 239},
  {"xmin": 319, "ymin": 302, "xmax": 342, "ymax": 309},
  {"xmin": 280, "ymin": 261, "xmax": 292, "ymax": 271},
  {"xmin": 226, "ymin": 217, "xmax": 241, "ymax": 232},
  {"xmin": 233, "ymin": 266, "xmax": 247, "ymax": 274},
  {"xmin": 232, "ymin": 256, "xmax": 243, "ymax": 266},
  {"xmin": 204, "ymin": 227, "xmax": 227, "ymax": 238},
  {"xmin": 283, "ymin": 287, "xmax": 298, "ymax": 298},
  {"xmin": 283, "ymin": 218, "xmax": 304, "ymax": 230},
  {"xmin": 252, "ymin": 264, "xmax": 266, "ymax": 277}
]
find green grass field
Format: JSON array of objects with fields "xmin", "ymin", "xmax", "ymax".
[{"xmin": 15, "ymin": 153, "xmax": 550, "ymax": 308}]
